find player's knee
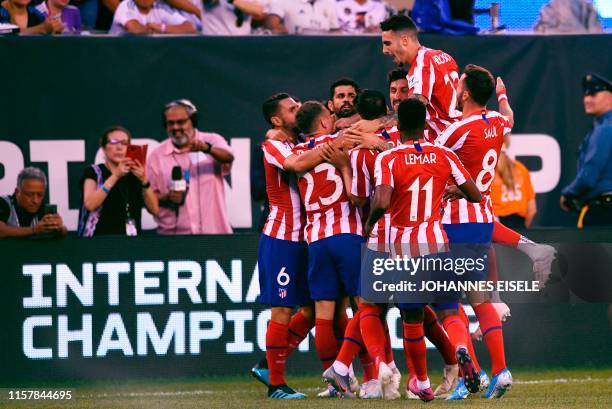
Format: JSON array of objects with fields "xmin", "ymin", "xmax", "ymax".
[
  {"xmin": 401, "ymin": 307, "xmax": 424, "ymax": 323},
  {"xmin": 270, "ymin": 306, "xmax": 293, "ymax": 324}
]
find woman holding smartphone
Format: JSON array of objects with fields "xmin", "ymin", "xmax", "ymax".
[{"xmin": 78, "ymin": 125, "xmax": 158, "ymax": 237}]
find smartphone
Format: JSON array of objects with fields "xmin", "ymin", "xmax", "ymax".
[
  {"xmin": 126, "ymin": 144, "xmax": 148, "ymax": 165},
  {"xmin": 43, "ymin": 204, "xmax": 57, "ymax": 215}
]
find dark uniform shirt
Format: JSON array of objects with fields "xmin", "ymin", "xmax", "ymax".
[{"xmin": 562, "ymin": 110, "xmax": 612, "ymax": 201}]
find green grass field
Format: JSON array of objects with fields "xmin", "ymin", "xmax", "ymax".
[{"xmin": 2, "ymin": 368, "xmax": 611, "ymax": 409}]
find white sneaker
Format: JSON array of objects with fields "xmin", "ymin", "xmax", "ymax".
[
  {"xmin": 493, "ymin": 302, "xmax": 511, "ymax": 322},
  {"xmin": 405, "ymin": 388, "xmax": 420, "ymax": 399},
  {"xmin": 389, "ymin": 368, "xmax": 402, "ymax": 400},
  {"xmin": 359, "ymin": 379, "xmax": 382, "ymax": 399},
  {"xmin": 378, "ymin": 362, "xmax": 398, "ymax": 400},
  {"xmin": 434, "ymin": 364, "xmax": 459, "ymax": 397},
  {"xmin": 317, "ymin": 384, "xmax": 338, "ymax": 398},
  {"xmin": 525, "ymin": 244, "xmax": 556, "ymax": 287}
]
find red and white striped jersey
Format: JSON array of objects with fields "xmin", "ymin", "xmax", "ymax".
[
  {"xmin": 350, "ymin": 126, "xmax": 400, "ymax": 249},
  {"xmin": 436, "ymin": 110, "xmax": 511, "ymax": 224},
  {"xmin": 261, "ymin": 139, "xmax": 305, "ymax": 241},
  {"xmin": 293, "ymin": 134, "xmax": 362, "ymax": 244},
  {"xmin": 374, "ymin": 141, "xmax": 471, "ymax": 256},
  {"xmin": 407, "ymin": 46, "xmax": 461, "ymax": 141}
]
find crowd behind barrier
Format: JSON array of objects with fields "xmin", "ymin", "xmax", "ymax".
[{"xmin": 1, "ymin": 0, "xmax": 610, "ymax": 35}]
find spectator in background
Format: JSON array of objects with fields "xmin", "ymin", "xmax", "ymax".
[
  {"xmin": 78, "ymin": 126, "xmax": 158, "ymax": 237},
  {"xmin": 168, "ymin": 0, "xmax": 265, "ymax": 34},
  {"xmin": 0, "ymin": 167, "xmax": 67, "ymax": 238},
  {"xmin": 265, "ymin": 0, "xmax": 339, "ymax": 34},
  {"xmin": 336, "ymin": 0, "xmax": 390, "ymax": 33},
  {"xmin": 327, "ymin": 77, "xmax": 360, "ymax": 130},
  {"xmin": 491, "ymin": 150, "xmax": 537, "ymax": 228},
  {"xmin": 148, "ymin": 99, "xmax": 234, "ymax": 235},
  {"xmin": 561, "ymin": 73, "xmax": 612, "ymax": 227},
  {"xmin": 35, "ymin": 0, "xmax": 81, "ymax": 33},
  {"xmin": 535, "ymin": 0, "xmax": 602, "ymax": 33},
  {"xmin": 0, "ymin": 0, "xmax": 63, "ymax": 33},
  {"xmin": 109, "ymin": 0, "xmax": 196, "ymax": 34}
]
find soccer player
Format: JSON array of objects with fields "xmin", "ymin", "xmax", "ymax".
[
  {"xmin": 436, "ymin": 65, "xmax": 514, "ymax": 399},
  {"xmin": 379, "ymin": 14, "xmax": 461, "ymax": 140},
  {"xmin": 328, "ymin": 77, "xmax": 361, "ymax": 130},
  {"xmin": 366, "ymin": 97, "xmax": 482, "ymax": 402},
  {"xmin": 291, "ymin": 101, "xmax": 365, "ymax": 380},
  {"xmin": 254, "ymin": 93, "xmax": 337, "ymax": 399},
  {"xmin": 388, "ymin": 68, "xmax": 410, "ymax": 113}
]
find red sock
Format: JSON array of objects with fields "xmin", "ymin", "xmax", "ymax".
[
  {"xmin": 359, "ymin": 349, "xmax": 376, "ymax": 382},
  {"xmin": 488, "ymin": 247, "xmax": 499, "ymax": 282},
  {"xmin": 423, "ymin": 306, "xmax": 457, "ymax": 365},
  {"xmin": 336, "ymin": 310, "xmax": 362, "ymax": 366},
  {"xmin": 492, "ymin": 221, "xmax": 521, "ymax": 246},
  {"xmin": 442, "ymin": 314, "xmax": 468, "ymax": 351},
  {"xmin": 334, "ymin": 310, "xmax": 349, "ymax": 350},
  {"xmin": 403, "ymin": 322, "xmax": 427, "ymax": 381},
  {"xmin": 474, "ymin": 303, "xmax": 506, "ymax": 375},
  {"xmin": 266, "ymin": 320, "xmax": 288, "ymax": 386},
  {"xmin": 458, "ymin": 305, "xmax": 481, "ymax": 372},
  {"xmin": 384, "ymin": 323, "xmax": 394, "ymax": 365},
  {"xmin": 403, "ymin": 336, "xmax": 415, "ymax": 388},
  {"xmin": 358, "ymin": 304, "xmax": 387, "ymax": 373},
  {"xmin": 286, "ymin": 310, "xmax": 315, "ymax": 355},
  {"xmin": 315, "ymin": 318, "xmax": 338, "ymax": 369}
]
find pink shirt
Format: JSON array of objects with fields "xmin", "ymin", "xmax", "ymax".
[{"xmin": 147, "ymin": 131, "xmax": 233, "ymax": 234}]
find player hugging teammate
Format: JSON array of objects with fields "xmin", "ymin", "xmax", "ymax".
[{"xmin": 252, "ymin": 14, "xmax": 555, "ymax": 401}]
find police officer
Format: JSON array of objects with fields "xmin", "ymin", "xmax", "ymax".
[{"xmin": 560, "ymin": 73, "xmax": 612, "ymax": 227}]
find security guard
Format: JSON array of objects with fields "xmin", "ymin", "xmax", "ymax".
[{"xmin": 560, "ymin": 73, "xmax": 612, "ymax": 227}]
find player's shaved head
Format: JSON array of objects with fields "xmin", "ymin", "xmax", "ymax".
[
  {"xmin": 296, "ymin": 101, "xmax": 327, "ymax": 136},
  {"xmin": 356, "ymin": 89, "xmax": 388, "ymax": 120},
  {"xmin": 398, "ymin": 97, "xmax": 426, "ymax": 141},
  {"xmin": 462, "ymin": 64, "xmax": 495, "ymax": 107}
]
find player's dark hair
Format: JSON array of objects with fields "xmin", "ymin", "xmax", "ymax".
[
  {"xmin": 262, "ymin": 93, "xmax": 291, "ymax": 125},
  {"xmin": 100, "ymin": 125, "xmax": 132, "ymax": 147},
  {"xmin": 296, "ymin": 101, "xmax": 326, "ymax": 135},
  {"xmin": 463, "ymin": 64, "xmax": 495, "ymax": 106},
  {"xmin": 356, "ymin": 89, "xmax": 388, "ymax": 120},
  {"xmin": 329, "ymin": 78, "xmax": 360, "ymax": 100},
  {"xmin": 380, "ymin": 14, "xmax": 418, "ymax": 36},
  {"xmin": 397, "ymin": 97, "xmax": 426, "ymax": 138},
  {"xmin": 388, "ymin": 68, "xmax": 409, "ymax": 85}
]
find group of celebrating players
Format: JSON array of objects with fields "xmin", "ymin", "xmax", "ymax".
[{"xmin": 251, "ymin": 14, "xmax": 556, "ymax": 401}]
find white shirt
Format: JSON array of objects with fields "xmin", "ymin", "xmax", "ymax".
[
  {"xmin": 109, "ymin": 0, "xmax": 187, "ymax": 35},
  {"xmin": 267, "ymin": 0, "xmax": 339, "ymax": 34},
  {"xmin": 201, "ymin": 0, "xmax": 261, "ymax": 35},
  {"xmin": 335, "ymin": 0, "xmax": 388, "ymax": 33}
]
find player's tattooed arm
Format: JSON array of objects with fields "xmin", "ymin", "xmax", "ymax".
[
  {"xmin": 283, "ymin": 145, "xmax": 329, "ymax": 173},
  {"xmin": 351, "ymin": 113, "xmax": 397, "ymax": 135},
  {"xmin": 365, "ymin": 185, "xmax": 392, "ymax": 236}
]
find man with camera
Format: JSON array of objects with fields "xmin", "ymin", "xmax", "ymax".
[
  {"xmin": 147, "ymin": 99, "xmax": 235, "ymax": 235},
  {"xmin": 0, "ymin": 167, "xmax": 66, "ymax": 238}
]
